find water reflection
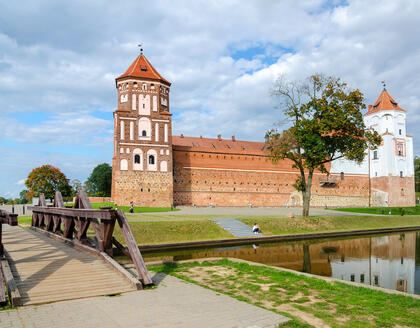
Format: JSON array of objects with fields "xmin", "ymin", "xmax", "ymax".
[{"xmin": 143, "ymin": 231, "xmax": 420, "ymax": 295}]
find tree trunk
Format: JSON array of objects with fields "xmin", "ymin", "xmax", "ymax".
[{"xmin": 302, "ymin": 170, "xmax": 314, "ymax": 218}]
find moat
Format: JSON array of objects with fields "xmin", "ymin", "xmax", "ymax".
[{"xmin": 142, "ymin": 231, "xmax": 420, "ymax": 295}]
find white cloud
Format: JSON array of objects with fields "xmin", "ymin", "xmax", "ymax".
[
  {"xmin": 1, "ymin": 0, "xmax": 420, "ymax": 196},
  {"xmin": 16, "ymin": 179, "xmax": 25, "ymax": 185}
]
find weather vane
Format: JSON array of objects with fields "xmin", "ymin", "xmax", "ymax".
[
  {"xmin": 381, "ymin": 80, "xmax": 386, "ymax": 90},
  {"xmin": 138, "ymin": 43, "xmax": 143, "ymax": 54}
]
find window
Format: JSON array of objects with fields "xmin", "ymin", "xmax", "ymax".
[
  {"xmin": 142, "ymin": 130, "xmax": 147, "ymax": 137},
  {"xmin": 399, "ymin": 129, "xmax": 402, "ymax": 135},
  {"xmin": 149, "ymin": 155, "xmax": 155, "ymax": 165},
  {"xmin": 373, "ymin": 150, "xmax": 378, "ymax": 159},
  {"xmin": 374, "ymin": 276, "xmax": 379, "ymax": 286},
  {"xmin": 142, "ymin": 84, "xmax": 147, "ymax": 91},
  {"xmin": 134, "ymin": 154, "xmax": 141, "ymax": 164},
  {"xmin": 140, "ymin": 65, "xmax": 147, "ymax": 72},
  {"xmin": 350, "ymin": 274, "xmax": 355, "ymax": 282},
  {"xmin": 340, "ymin": 172, "xmax": 344, "ymax": 180},
  {"xmin": 360, "ymin": 274, "xmax": 365, "ymax": 283},
  {"xmin": 400, "ymin": 171, "xmax": 403, "ymax": 178},
  {"xmin": 401, "ymin": 257, "xmax": 404, "ymax": 265},
  {"xmin": 396, "ymin": 141, "xmax": 405, "ymax": 156}
]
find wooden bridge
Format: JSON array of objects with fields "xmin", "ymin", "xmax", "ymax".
[{"xmin": 0, "ymin": 191, "xmax": 153, "ymax": 307}]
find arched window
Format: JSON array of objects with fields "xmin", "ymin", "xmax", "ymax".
[
  {"xmin": 340, "ymin": 172, "xmax": 344, "ymax": 180},
  {"xmin": 139, "ymin": 117, "xmax": 151, "ymax": 139},
  {"xmin": 133, "ymin": 148, "xmax": 143, "ymax": 171},
  {"xmin": 147, "ymin": 149, "xmax": 157, "ymax": 171}
]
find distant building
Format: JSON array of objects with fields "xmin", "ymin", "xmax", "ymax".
[{"xmin": 111, "ymin": 53, "xmax": 415, "ymax": 207}]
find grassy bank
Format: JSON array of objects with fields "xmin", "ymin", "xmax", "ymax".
[
  {"xmin": 150, "ymin": 259, "xmax": 420, "ymax": 327},
  {"xmin": 239, "ymin": 215, "xmax": 420, "ymax": 236},
  {"xmin": 333, "ymin": 205, "xmax": 420, "ymax": 215},
  {"xmin": 18, "ymin": 215, "xmax": 420, "ymax": 244},
  {"xmin": 113, "ymin": 220, "xmax": 233, "ymax": 244}
]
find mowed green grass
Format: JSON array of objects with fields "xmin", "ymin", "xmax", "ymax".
[
  {"xmin": 239, "ymin": 215, "xmax": 420, "ymax": 236},
  {"xmin": 64, "ymin": 201, "xmax": 179, "ymax": 213},
  {"xmin": 333, "ymin": 205, "xmax": 420, "ymax": 215},
  {"xmin": 150, "ymin": 259, "xmax": 420, "ymax": 327},
  {"xmin": 113, "ymin": 220, "xmax": 233, "ymax": 245}
]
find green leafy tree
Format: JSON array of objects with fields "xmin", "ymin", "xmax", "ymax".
[
  {"xmin": 19, "ymin": 189, "xmax": 30, "ymax": 204},
  {"xmin": 265, "ymin": 74, "xmax": 381, "ymax": 217},
  {"xmin": 25, "ymin": 165, "xmax": 72, "ymax": 200},
  {"xmin": 0, "ymin": 196, "xmax": 6, "ymax": 204},
  {"xmin": 414, "ymin": 156, "xmax": 420, "ymax": 193},
  {"xmin": 85, "ymin": 163, "xmax": 112, "ymax": 196}
]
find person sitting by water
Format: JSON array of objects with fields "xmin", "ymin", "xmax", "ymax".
[{"xmin": 252, "ymin": 223, "xmax": 260, "ymax": 234}]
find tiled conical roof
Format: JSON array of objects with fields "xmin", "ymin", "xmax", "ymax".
[
  {"xmin": 367, "ymin": 89, "xmax": 405, "ymax": 114},
  {"xmin": 116, "ymin": 53, "xmax": 171, "ymax": 85}
]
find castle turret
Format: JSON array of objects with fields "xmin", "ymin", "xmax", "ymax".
[
  {"xmin": 364, "ymin": 88, "xmax": 415, "ymax": 206},
  {"xmin": 111, "ymin": 51, "xmax": 173, "ymax": 207}
]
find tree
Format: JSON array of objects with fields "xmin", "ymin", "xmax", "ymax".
[
  {"xmin": 19, "ymin": 189, "xmax": 30, "ymax": 204},
  {"xmin": 415, "ymin": 156, "xmax": 420, "ymax": 193},
  {"xmin": 25, "ymin": 165, "xmax": 72, "ymax": 200},
  {"xmin": 85, "ymin": 163, "xmax": 112, "ymax": 196},
  {"xmin": 70, "ymin": 179, "xmax": 83, "ymax": 196},
  {"xmin": 265, "ymin": 74, "xmax": 381, "ymax": 217}
]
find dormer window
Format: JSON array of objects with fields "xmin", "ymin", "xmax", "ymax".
[{"xmin": 140, "ymin": 65, "xmax": 147, "ymax": 72}]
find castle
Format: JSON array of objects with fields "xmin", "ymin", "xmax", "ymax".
[{"xmin": 111, "ymin": 53, "xmax": 415, "ymax": 208}]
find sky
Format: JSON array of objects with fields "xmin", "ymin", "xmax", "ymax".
[{"xmin": 1, "ymin": 0, "xmax": 420, "ymax": 198}]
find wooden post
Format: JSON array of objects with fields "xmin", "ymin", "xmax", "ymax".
[
  {"xmin": 52, "ymin": 191, "xmax": 64, "ymax": 234},
  {"xmin": 115, "ymin": 210, "xmax": 153, "ymax": 285}
]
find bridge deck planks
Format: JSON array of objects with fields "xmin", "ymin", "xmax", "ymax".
[{"xmin": 1, "ymin": 224, "xmax": 135, "ymax": 305}]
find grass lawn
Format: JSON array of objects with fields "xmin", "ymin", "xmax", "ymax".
[
  {"xmin": 239, "ymin": 215, "xmax": 420, "ymax": 236},
  {"xmin": 150, "ymin": 259, "xmax": 420, "ymax": 327},
  {"xmin": 19, "ymin": 214, "xmax": 420, "ymax": 244},
  {"xmin": 333, "ymin": 205, "xmax": 420, "ymax": 215},
  {"xmin": 112, "ymin": 220, "xmax": 233, "ymax": 245},
  {"xmin": 17, "ymin": 215, "xmax": 232, "ymax": 245},
  {"xmin": 65, "ymin": 201, "xmax": 179, "ymax": 213}
]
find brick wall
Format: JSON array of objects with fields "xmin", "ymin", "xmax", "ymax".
[
  {"xmin": 371, "ymin": 175, "xmax": 415, "ymax": 207},
  {"xmin": 112, "ymin": 170, "xmax": 173, "ymax": 207},
  {"xmin": 173, "ymin": 149, "xmax": 370, "ymax": 207}
]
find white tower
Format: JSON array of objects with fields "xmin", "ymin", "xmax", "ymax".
[{"xmin": 364, "ymin": 88, "xmax": 415, "ymax": 206}]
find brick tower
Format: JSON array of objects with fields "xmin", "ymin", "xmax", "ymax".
[
  {"xmin": 364, "ymin": 87, "xmax": 415, "ymax": 206},
  {"xmin": 111, "ymin": 51, "xmax": 174, "ymax": 207}
]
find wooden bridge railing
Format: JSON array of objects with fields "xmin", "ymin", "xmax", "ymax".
[
  {"xmin": 28, "ymin": 190, "xmax": 153, "ymax": 287},
  {"xmin": 0, "ymin": 208, "xmax": 20, "ymax": 306}
]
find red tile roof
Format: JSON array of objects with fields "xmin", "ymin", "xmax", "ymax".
[
  {"xmin": 172, "ymin": 135, "xmax": 266, "ymax": 155},
  {"xmin": 116, "ymin": 53, "xmax": 171, "ymax": 86},
  {"xmin": 367, "ymin": 89, "xmax": 406, "ymax": 114}
]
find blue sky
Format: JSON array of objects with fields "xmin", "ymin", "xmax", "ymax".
[{"xmin": 1, "ymin": 0, "xmax": 420, "ymax": 198}]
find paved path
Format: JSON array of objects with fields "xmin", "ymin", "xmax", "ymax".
[
  {"xmin": 129, "ymin": 206, "xmax": 375, "ymax": 220},
  {"xmin": 0, "ymin": 272, "xmax": 289, "ymax": 328},
  {"xmin": 211, "ymin": 218, "xmax": 260, "ymax": 237},
  {"xmin": 2, "ymin": 224, "xmax": 134, "ymax": 305}
]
